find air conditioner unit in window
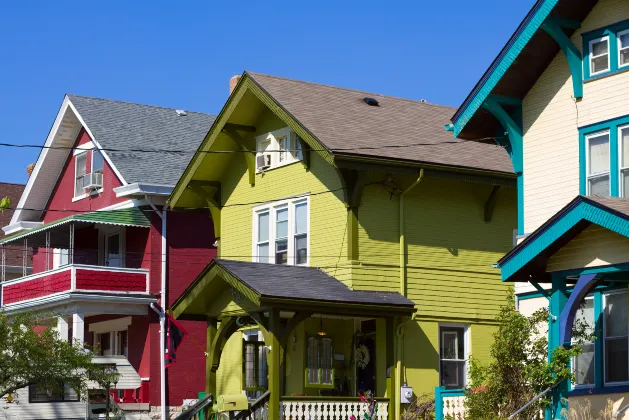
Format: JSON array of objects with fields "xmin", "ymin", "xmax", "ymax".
[
  {"xmin": 83, "ymin": 172, "xmax": 103, "ymax": 190},
  {"xmin": 256, "ymin": 153, "xmax": 271, "ymax": 170}
]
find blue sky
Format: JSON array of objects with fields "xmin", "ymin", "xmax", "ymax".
[{"xmin": 0, "ymin": 0, "xmax": 532, "ymax": 185}]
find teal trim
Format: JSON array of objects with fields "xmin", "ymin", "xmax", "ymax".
[
  {"xmin": 499, "ymin": 198, "xmax": 629, "ymax": 281},
  {"xmin": 549, "ymin": 274, "xmax": 568, "ymax": 419},
  {"xmin": 541, "ymin": 17, "xmax": 583, "ymax": 98},
  {"xmin": 530, "ymin": 280, "xmax": 551, "ymax": 300},
  {"xmin": 517, "ymin": 174, "xmax": 524, "ymax": 235},
  {"xmin": 444, "ymin": 124, "xmax": 454, "ymax": 132},
  {"xmin": 594, "ymin": 292, "xmax": 603, "ymax": 388},
  {"xmin": 434, "ymin": 386, "xmax": 465, "ymax": 420},
  {"xmin": 489, "ymin": 95, "xmax": 523, "ymax": 106},
  {"xmin": 554, "ymin": 263, "xmax": 629, "ymax": 277},
  {"xmin": 452, "ymin": 0, "xmax": 559, "ymax": 137},
  {"xmin": 582, "ymin": 19, "xmax": 629, "ymax": 80},
  {"xmin": 579, "ymin": 114, "xmax": 629, "ymax": 198}
]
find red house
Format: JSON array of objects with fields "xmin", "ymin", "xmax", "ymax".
[{"xmin": 0, "ymin": 95, "xmax": 217, "ymax": 419}]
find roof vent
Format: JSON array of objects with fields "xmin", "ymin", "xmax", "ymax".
[
  {"xmin": 363, "ymin": 97, "xmax": 379, "ymax": 106},
  {"xmin": 420, "ymin": 99, "xmax": 427, "ymax": 103},
  {"xmin": 176, "ymin": 110, "xmax": 187, "ymax": 116}
]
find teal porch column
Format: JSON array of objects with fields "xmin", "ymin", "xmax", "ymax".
[{"xmin": 548, "ymin": 274, "xmax": 568, "ymax": 419}]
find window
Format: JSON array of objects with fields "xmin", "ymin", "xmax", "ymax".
[
  {"xmin": 92, "ymin": 150, "xmax": 104, "ymax": 175},
  {"xmin": 619, "ymin": 29, "xmax": 629, "ymax": 68},
  {"xmin": 573, "ymin": 297, "xmax": 595, "ymax": 387},
  {"xmin": 29, "ymin": 383, "xmax": 79, "ymax": 403},
  {"xmin": 306, "ymin": 336, "xmax": 334, "ymax": 387},
  {"xmin": 621, "ymin": 126, "xmax": 629, "ymax": 197},
  {"xmin": 586, "ymin": 131, "xmax": 610, "ymax": 196},
  {"xmin": 253, "ymin": 198, "xmax": 308, "ymax": 265},
  {"xmin": 255, "ymin": 128, "xmax": 303, "ymax": 171},
  {"xmin": 604, "ymin": 291, "xmax": 629, "ymax": 384},
  {"xmin": 53, "ymin": 249, "xmax": 69, "ymax": 269},
  {"xmin": 439, "ymin": 326, "xmax": 467, "ymax": 390},
  {"xmin": 243, "ymin": 330, "xmax": 267, "ymax": 391},
  {"xmin": 590, "ymin": 37, "xmax": 610, "ymax": 75},
  {"xmin": 75, "ymin": 152, "xmax": 88, "ymax": 197}
]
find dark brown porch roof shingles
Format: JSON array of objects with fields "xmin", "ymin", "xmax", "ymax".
[{"xmin": 247, "ymin": 72, "xmax": 513, "ymax": 174}]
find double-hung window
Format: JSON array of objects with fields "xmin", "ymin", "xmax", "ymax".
[
  {"xmin": 619, "ymin": 29, "xmax": 629, "ymax": 68},
  {"xmin": 590, "ymin": 36, "xmax": 610, "ymax": 76},
  {"xmin": 306, "ymin": 336, "xmax": 334, "ymax": 388},
  {"xmin": 253, "ymin": 197, "xmax": 309, "ymax": 265},
  {"xmin": 620, "ymin": 126, "xmax": 629, "ymax": 197},
  {"xmin": 243, "ymin": 330, "xmax": 268, "ymax": 392},
  {"xmin": 92, "ymin": 150, "xmax": 104, "ymax": 176},
  {"xmin": 586, "ymin": 131, "xmax": 610, "ymax": 196},
  {"xmin": 573, "ymin": 297, "xmax": 595, "ymax": 387},
  {"xmin": 75, "ymin": 152, "xmax": 88, "ymax": 197},
  {"xmin": 604, "ymin": 291, "xmax": 629, "ymax": 385},
  {"xmin": 439, "ymin": 325, "xmax": 468, "ymax": 390}
]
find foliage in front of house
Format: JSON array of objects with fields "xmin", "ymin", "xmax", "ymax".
[
  {"xmin": 463, "ymin": 292, "xmax": 591, "ymax": 419},
  {"xmin": 0, "ymin": 310, "xmax": 101, "ymax": 402}
]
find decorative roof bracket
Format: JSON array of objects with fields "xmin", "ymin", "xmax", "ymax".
[{"xmin": 541, "ymin": 16, "xmax": 583, "ymax": 99}]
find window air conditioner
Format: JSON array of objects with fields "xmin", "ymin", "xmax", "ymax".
[
  {"xmin": 83, "ymin": 172, "xmax": 103, "ymax": 190},
  {"xmin": 256, "ymin": 153, "xmax": 271, "ymax": 169}
]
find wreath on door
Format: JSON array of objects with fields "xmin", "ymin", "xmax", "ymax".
[{"xmin": 355, "ymin": 344, "xmax": 371, "ymax": 369}]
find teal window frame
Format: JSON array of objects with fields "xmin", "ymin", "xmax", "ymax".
[
  {"xmin": 579, "ymin": 114, "xmax": 629, "ymax": 196},
  {"xmin": 583, "ymin": 18, "xmax": 629, "ymax": 80}
]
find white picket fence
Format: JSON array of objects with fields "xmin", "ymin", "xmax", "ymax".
[
  {"xmin": 280, "ymin": 399, "xmax": 389, "ymax": 419},
  {"xmin": 442, "ymin": 395, "xmax": 466, "ymax": 419}
]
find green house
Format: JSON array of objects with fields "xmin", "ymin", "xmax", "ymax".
[{"xmin": 168, "ymin": 72, "xmax": 517, "ymax": 419}]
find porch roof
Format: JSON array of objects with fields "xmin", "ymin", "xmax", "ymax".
[
  {"xmin": 0, "ymin": 208, "xmax": 151, "ymax": 247},
  {"xmin": 171, "ymin": 259, "xmax": 416, "ymax": 319},
  {"xmin": 497, "ymin": 196, "xmax": 629, "ymax": 282}
]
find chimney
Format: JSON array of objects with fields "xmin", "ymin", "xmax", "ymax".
[
  {"xmin": 26, "ymin": 163, "xmax": 35, "ymax": 178},
  {"xmin": 229, "ymin": 75, "xmax": 241, "ymax": 95}
]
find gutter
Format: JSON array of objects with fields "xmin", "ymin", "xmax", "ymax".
[
  {"xmin": 114, "ymin": 183, "xmax": 174, "ymax": 198},
  {"xmin": 2, "ymin": 221, "xmax": 44, "ymax": 235},
  {"xmin": 395, "ymin": 169, "xmax": 424, "ymax": 420},
  {"xmin": 147, "ymin": 196, "xmax": 168, "ymax": 420}
]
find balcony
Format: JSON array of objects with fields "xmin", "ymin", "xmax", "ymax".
[{"xmin": 1, "ymin": 264, "xmax": 150, "ymax": 308}]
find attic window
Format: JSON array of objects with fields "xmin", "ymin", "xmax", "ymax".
[
  {"xmin": 255, "ymin": 128, "xmax": 303, "ymax": 172},
  {"xmin": 363, "ymin": 97, "xmax": 379, "ymax": 106}
]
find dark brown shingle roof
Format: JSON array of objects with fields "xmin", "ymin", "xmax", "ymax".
[
  {"xmin": 0, "ymin": 182, "xmax": 28, "ymax": 267},
  {"xmin": 248, "ymin": 72, "xmax": 514, "ymax": 175}
]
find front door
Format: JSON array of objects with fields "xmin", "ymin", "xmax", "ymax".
[
  {"xmin": 105, "ymin": 233, "xmax": 122, "ymax": 267},
  {"xmin": 356, "ymin": 336, "xmax": 376, "ymax": 394}
]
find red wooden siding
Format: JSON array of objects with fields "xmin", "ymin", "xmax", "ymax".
[
  {"xmin": 75, "ymin": 268, "xmax": 146, "ymax": 292},
  {"xmin": 3, "ymin": 270, "xmax": 71, "ymax": 304}
]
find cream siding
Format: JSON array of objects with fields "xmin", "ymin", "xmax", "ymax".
[
  {"xmin": 0, "ymin": 386, "xmax": 86, "ymax": 420},
  {"xmin": 547, "ymin": 224, "xmax": 629, "ymax": 272},
  {"xmin": 522, "ymin": 0, "xmax": 629, "ymax": 233}
]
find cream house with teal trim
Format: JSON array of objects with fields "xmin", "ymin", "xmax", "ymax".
[
  {"xmin": 168, "ymin": 72, "xmax": 517, "ymax": 419},
  {"xmin": 451, "ymin": 0, "xmax": 629, "ymax": 418}
]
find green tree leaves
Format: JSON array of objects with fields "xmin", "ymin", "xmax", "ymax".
[{"xmin": 0, "ymin": 196, "xmax": 10, "ymax": 213}]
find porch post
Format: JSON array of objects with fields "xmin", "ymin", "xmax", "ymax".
[
  {"xmin": 548, "ymin": 274, "xmax": 568, "ymax": 419},
  {"xmin": 69, "ymin": 222, "xmax": 75, "ymax": 264},
  {"xmin": 72, "ymin": 313, "xmax": 85, "ymax": 345},
  {"xmin": 23, "ymin": 238, "xmax": 27, "ymax": 277},
  {"xmin": 56, "ymin": 316, "xmax": 69, "ymax": 342},
  {"xmin": 266, "ymin": 308, "xmax": 282, "ymax": 420},
  {"xmin": 1, "ymin": 244, "xmax": 5, "ymax": 282},
  {"xmin": 385, "ymin": 317, "xmax": 396, "ymax": 420},
  {"xmin": 206, "ymin": 318, "xmax": 217, "ymax": 396},
  {"xmin": 45, "ymin": 231, "xmax": 50, "ymax": 271}
]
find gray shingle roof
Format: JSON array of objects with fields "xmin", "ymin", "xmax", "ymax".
[
  {"xmin": 587, "ymin": 195, "xmax": 629, "ymax": 216},
  {"xmin": 247, "ymin": 72, "xmax": 514, "ymax": 174},
  {"xmin": 67, "ymin": 95, "xmax": 216, "ymax": 185},
  {"xmin": 216, "ymin": 259, "xmax": 415, "ymax": 308}
]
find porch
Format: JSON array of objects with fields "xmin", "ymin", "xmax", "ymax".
[{"xmin": 171, "ymin": 259, "xmax": 416, "ymax": 420}]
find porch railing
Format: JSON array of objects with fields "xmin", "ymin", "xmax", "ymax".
[
  {"xmin": 435, "ymin": 387, "xmax": 466, "ymax": 420},
  {"xmin": 280, "ymin": 396, "xmax": 389, "ymax": 420},
  {"xmin": 234, "ymin": 390, "xmax": 270, "ymax": 420},
  {"xmin": 0, "ymin": 264, "xmax": 150, "ymax": 307}
]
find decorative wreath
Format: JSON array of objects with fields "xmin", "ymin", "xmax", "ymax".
[{"xmin": 355, "ymin": 344, "xmax": 371, "ymax": 369}]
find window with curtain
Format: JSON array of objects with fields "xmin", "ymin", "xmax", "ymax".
[
  {"xmin": 604, "ymin": 291, "xmax": 629, "ymax": 384},
  {"xmin": 306, "ymin": 336, "xmax": 334, "ymax": 387},
  {"xmin": 587, "ymin": 131, "xmax": 610, "ymax": 196},
  {"xmin": 573, "ymin": 297, "xmax": 595, "ymax": 386}
]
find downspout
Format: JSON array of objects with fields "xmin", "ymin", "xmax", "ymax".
[
  {"xmin": 147, "ymin": 195, "xmax": 168, "ymax": 420},
  {"xmin": 395, "ymin": 169, "xmax": 424, "ymax": 420}
]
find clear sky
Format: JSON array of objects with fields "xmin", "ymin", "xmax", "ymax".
[{"xmin": 0, "ymin": 0, "xmax": 532, "ymax": 185}]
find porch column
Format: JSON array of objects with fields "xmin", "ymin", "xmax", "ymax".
[
  {"xmin": 206, "ymin": 318, "xmax": 217, "ymax": 396},
  {"xmin": 548, "ymin": 274, "xmax": 568, "ymax": 420},
  {"xmin": 266, "ymin": 309, "xmax": 283, "ymax": 420},
  {"xmin": 1, "ymin": 244, "xmax": 5, "ymax": 282},
  {"xmin": 69, "ymin": 222, "xmax": 75, "ymax": 264},
  {"xmin": 385, "ymin": 317, "xmax": 396, "ymax": 420},
  {"xmin": 72, "ymin": 313, "xmax": 85, "ymax": 345},
  {"xmin": 56, "ymin": 316, "xmax": 69, "ymax": 342}
]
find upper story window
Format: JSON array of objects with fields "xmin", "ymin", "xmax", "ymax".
[
  {"xmin": 589, "ymin": 37, "xmax": 610, "ymax": 76},
  {"xmin": 255, "ymin": 128, "xmax": 303, "ymax": 172},
  {"xmin": 583, "ymin": 21, "xmax": 629, "ymax": 79},
  {"xmin": 586, "ymin": 131, "xmax": 610, "ymax": 195},
  {"xmin": 75, "ymin": 152, "xmax": 88, "ymax": 197},
  {"xmin": 253, "ymin": 196, "xmax": 309, "ymax": 266},
  {"xmin": 580, "ymin": 115, "xmax": 629, "ymax": 198}
]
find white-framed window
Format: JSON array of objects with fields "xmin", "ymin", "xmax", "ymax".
[
  {"xmin": 586, "ymin": 131, "xmax": 611, "ymax": 196},
  {"xmin": 53, "ymin": 249, "xmax": 70, "ymax": 269},
  {"xmin": 255, "ymin": 127, "xmax": 303, "ymax": 172},
  {"xmin": 590, "ymin": 36, "xmax": 610, "ymax": 75},
  {"xmin": 74, "ymin": 152, "xmax": 88, "ymax": 197},
  {"xmin": 603, "ymin": 290, "xmax": 629, "ymax": 385},
  {"xmin": 620, "ymin": 126, "xmax": 629, "ymax": 197},
  {"xmin": 573, "ymin": 296, "xmax": 595, "ymax": 387},
  {"xmin": 252, "ymin": 196, "xmax": 309, "ymax": 265},
  {"xmin": 619, "ymin": 29, "xmax": 629, "ymax": 68},
  {"xmin": 92, "ymin": 149, "xmax": 104, "ymax": 175},
  {"xmin": 439, "ymin": 324, "xmax": 469, "ymax": 390},
  {"xmin": 99, "ymin": 226, "xmax": 125, "ymax": 268}
]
